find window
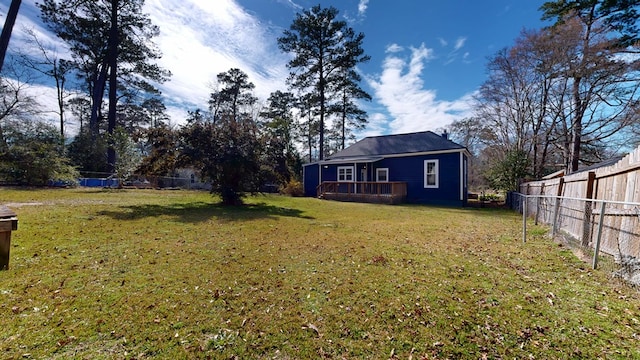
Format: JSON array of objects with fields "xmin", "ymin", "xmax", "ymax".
[
  {"xmin": 376, "ymin": 168, "xmax": 389, "ymax": 182},
  {"xmin": 337, "ymin": 166, "xmax": 354, "ymax": 182},
  {"xmin": 424, "ymin": 160, "xmax": 439, "ymax": 188}
]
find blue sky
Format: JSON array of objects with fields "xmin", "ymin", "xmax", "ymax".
[{"xmin": 0, "ymin": 0, "xmax": 550, "ymax": 138}]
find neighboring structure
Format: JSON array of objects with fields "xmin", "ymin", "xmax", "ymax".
[{"xmin": 303, "ymin": 131, "xmax": 470, "ymax": 206}]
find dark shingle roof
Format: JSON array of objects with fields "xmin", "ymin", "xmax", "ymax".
[{"xmin": 326, "ymin": 131, "xmax": 465, "ymax": 160}]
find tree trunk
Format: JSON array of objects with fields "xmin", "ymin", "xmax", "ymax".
[
  {"xmin": 318, "ymin": 48, "xmax": 325, "ymax": 160},
  {"xmin": 569, "ymin": 77, "xmax": 584, "ymax": 174},
  {"xmin": 307, "ymin": 109, "xmax": 313, "ymax": 162},
  {"xmin": 107, "ymin": 0, "xmax": 118, "ymax": 173},
  {"xmin": 89, "ymin": 64, "xmax": 108, "ymax": 135},
  {"xmin": 0, "ymin": 0, "xmax": 21, "ymax": 75},
  {"xmin": 319, "ymin": 97, "xmax": 325, "ymax": 160},
  {"xmin": 341, "ymin": 102, "xmax": 346, "ymax": 150},
  {"xmin": 55, "ymin": 60, "xmax": 66, "ymax": 149}
]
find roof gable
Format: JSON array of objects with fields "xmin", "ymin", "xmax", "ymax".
[{"xmin": 326, "ymin": 131, "xmax": 465, "ymax": 160}]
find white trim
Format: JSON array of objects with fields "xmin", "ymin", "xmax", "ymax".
[
  {"xmin": 377, "ymin": 148, "xmax": 468, "ymax": 159},
  {"xmin": 460, "ymin": 152, "xmax": 464, "ymax": 200},
  {"xmin": 424, "ymin": 159, "xmax": 439, "ymax": 188},
  {"xmin": 376, "ymin": 168, "xmax": 389, "ymax": 182},
  {"xmin": 320, "ymin": 148, "xmax": 470, "ymax": 165},
  {"xmin": 337, "ymin": 166, "xmax": 355, "ymax": 182}
]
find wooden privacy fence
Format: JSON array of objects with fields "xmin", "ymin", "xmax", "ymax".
[{"xmin": 518, "ymin": 145, "xmax": 640, "ymax": 261}]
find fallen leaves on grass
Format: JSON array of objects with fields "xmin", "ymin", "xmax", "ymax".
[{"xmin": 302, "ymin": 323, "xmax": 322, "ymax": 337}]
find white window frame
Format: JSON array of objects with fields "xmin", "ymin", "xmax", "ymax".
[
  {"xmin": 376, "ymin": 168, "xmax": 389, "ymax": 182},
  {"xmin": 424, "ymin": 160, "xmax": 439, "ymax": 188},
  {"xmin": 337, "ymin": 166, "xmax": 355, "ymax": 182}
]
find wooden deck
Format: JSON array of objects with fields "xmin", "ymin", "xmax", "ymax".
[{"xmin": 317, "ymin": 181, "xmax": 407, "ymax": 204}]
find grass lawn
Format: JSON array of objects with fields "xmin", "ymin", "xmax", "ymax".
[{"xmin": 0, "ymin": 188, "xmax": 639, "ymax": 359}]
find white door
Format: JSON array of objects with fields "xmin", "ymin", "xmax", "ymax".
[{"xmin": 361, "ymin": 168, "xmax": 367, "ymax": 182}]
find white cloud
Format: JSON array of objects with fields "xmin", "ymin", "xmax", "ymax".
[
  {"xmin": 454, "ymin": 37, "xmax": 467, "ymax": 51},
  {"xmin": 3, "ymin": 0, "xmax": 69, "ymax": 58},
  {"xmin": 357, "ymin": 112, "xmax": 389, "ymax": 138},
  {"xmin": 144, "ymin": 0, "xmax": 290, "ymax": 119},
  {"xmin": 443, "ymin": 36, "xmax": 469, "ymax": 65},
  {"xmin": 358, "ymin": 0, "xmax": 369, "ymax": 17},
  {"xmin": 277, "ymin": 0, "xmax": 303, "ymax": 11},
  {"xmin": 3, "ymin": 0, "xmax": 290, "ymax": 127},
  {"xmin": 367, "ymin": 43, "xmax": 473, "ymax": 134},
  {"xmin": 385, "ymin": 43, "xmax": 404, "ymax": 53},
  {"xmin": 3, "ymin": 0, "xmax": 476, "ymax": 140}
]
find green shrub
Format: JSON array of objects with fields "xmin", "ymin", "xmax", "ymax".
[
  {"xmin": 280, "ymin": 179, "xmax": 304, "ymax": 196},
  {"xmin": 0, "ymin": 120, "xmax": 79, "ymax": 186},
  {"xmin": 479, "ymin": 193, "xmax": 501, "ymax": 201}
]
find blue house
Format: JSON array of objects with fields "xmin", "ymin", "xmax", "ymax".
[{"xmin": 303, "ymin": 131, "xmax": 469, "ymax": 206}]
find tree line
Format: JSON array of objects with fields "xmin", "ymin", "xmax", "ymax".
[
  {"xmin": 449, "ymin": 0, "xmax": 640, "ymax": 191},
  {"xmin": 0, "ymin": 2, "xmax": 370, "ymax": 204}
]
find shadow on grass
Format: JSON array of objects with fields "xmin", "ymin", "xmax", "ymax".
[
  {"xmin": 397, "ymin": 203, "xmax": 519, "ymax": 220},
  {"xmin": 96, "ymin": 201, "xmax": 314, "ymax": 223}
]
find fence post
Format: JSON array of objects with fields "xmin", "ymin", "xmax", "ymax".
[
  {"xmin": 592, "ymin": 200, "xmax": 606, "ymax": 270},
  {"xmin": 535, "ymin": 183, "xmax": 545, "ymax": 225},
  {"xmin": 522, "ymin": 195, "xmax": 527, "ymax": 243},
  {"xmin": 582, "ymin": 172, "xmax": 596, "ymax": 247},
  {"xmin": 552, "ymin": 178, "xmax": 564, "ymax": 236},
  {"xmin": 551, "ymin": 196, "xmax": 559, "ymax": 236}
]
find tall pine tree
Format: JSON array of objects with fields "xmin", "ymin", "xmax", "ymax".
[
  {"xmin": 278, "ymin": 5, "xmax": 370, "ymax": 160},
  {"xmin": 39, "ymin": 0, "xmax": 170, "ymax": 172}
]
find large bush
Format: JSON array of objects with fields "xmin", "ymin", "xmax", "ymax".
[
  {"xmin": 67, "ymin": 129, "xmax": 109, "ymax": 174},
  {"xmin": 0, "ymin": 120, "xmax": 79, "ymax": 186},
  {"xmin": 180, "ymin": 120, "xmax": 262, "ymax": 205},
  {"xmin": 485, "ymin": 149, "xmax": 530, "ymax": 192}
]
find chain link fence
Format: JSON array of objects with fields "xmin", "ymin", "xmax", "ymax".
[
  {"xmin": 78, "ymin": 172, "xmax": 211, "ymax": 190},
  {"xmin": 509, "ymin": 193, "xmax": 640, "ymax": 286}
]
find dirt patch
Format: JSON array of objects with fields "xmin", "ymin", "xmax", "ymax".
[
  {"xmin": 3, "ymin": 202, "xmax": 45, "ymax": 208},
  {"xmin": 466, "ymin": 200, "xmax": 507, "ymax": 208}
]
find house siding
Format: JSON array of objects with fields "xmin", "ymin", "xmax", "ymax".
[
  {"xmin": 303, "ymin": 151, "xmax": 467, "ymax": 206},
  {"xmin": 374, "ymin": 152, "xmax": 463, "ymax": 206}
]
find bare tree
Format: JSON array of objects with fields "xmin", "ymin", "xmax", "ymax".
[
  {"xmin": 473, "ymin": 28, "xmax": 563, "ymax": 179},
  {"xmin": 0, "ymin": 58, "xmax": 40, "ymax": 150},
  {"xmin": 469, "ymin": 11, "xmax": 640, "ymax": 183},
  {"xmin": 18, "ymin": 28, "xmax": 73, "ymax": 144},
  {"xmin": 548, "ymin": 15, "xmax": 640, "ymax": 171},
  {"xmin": 541, "ymin": 1, "xmax": 640, "ymax": 172}
]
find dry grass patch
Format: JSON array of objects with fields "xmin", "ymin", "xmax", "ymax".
[{"xmin": 0, "ymin": 188, "xmax": 639, "ymax": 359}]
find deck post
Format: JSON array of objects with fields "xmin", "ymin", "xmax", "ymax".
[{"xmin": 354, "ymin": 163, "xmax": 357, "ymax": 194}]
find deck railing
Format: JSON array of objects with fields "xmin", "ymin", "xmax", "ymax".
[{"xmin": 317, "ymin": 181, "xmax": 407, "ymax": 204}]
